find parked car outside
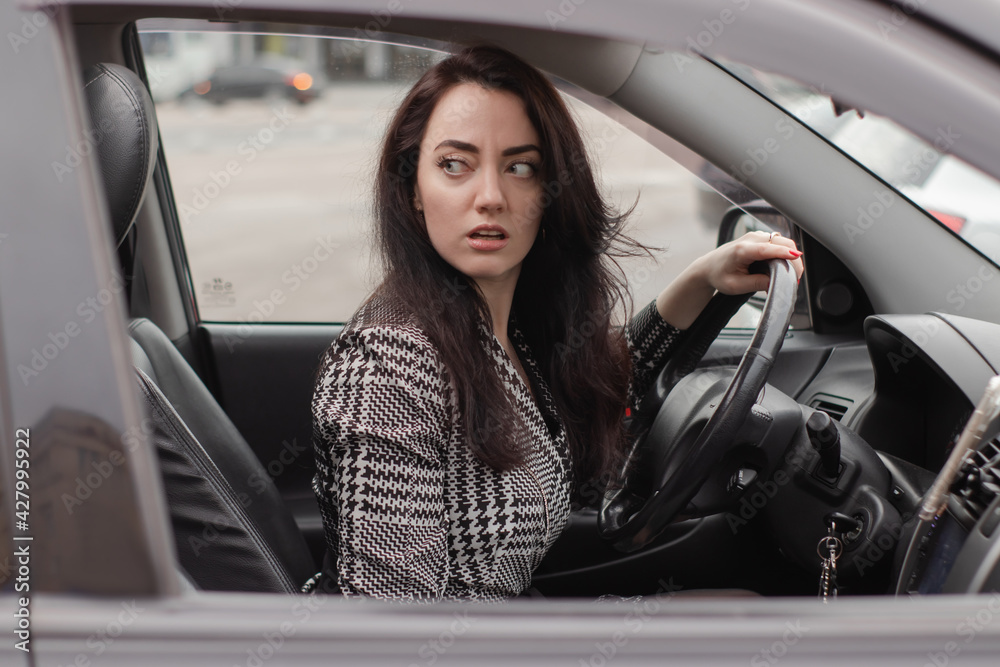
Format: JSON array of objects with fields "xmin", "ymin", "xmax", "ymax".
[{"xmin": 182, "ymin": 56, "xmax": 321, "ymax": 105}]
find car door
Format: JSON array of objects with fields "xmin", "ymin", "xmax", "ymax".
[
  {"xmin": 8, "ymin": 2, "xmax": 1000, "ymax": 666},
  {"xmin": 0, "ymin": 0, "xmax": 179, "ymax": 653}
]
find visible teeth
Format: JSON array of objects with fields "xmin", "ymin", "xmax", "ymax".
[{"xmin": 472, "ymin": 231, "xmax": 504, "ymax": 238}]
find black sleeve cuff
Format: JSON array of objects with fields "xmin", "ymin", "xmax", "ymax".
[{"xmin": 625, "ymin": 300, "xmax": 682, "ymax": 410}]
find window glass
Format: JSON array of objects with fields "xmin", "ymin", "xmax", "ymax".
[
  {"xmin": 719, "ymin": 60, "xmax": 1000, "ymax": 267},
  {"xmin": 139, "ymin": 22, "xmax": 764, "ymax": 326},
  {"xmin": 560, "ymin": 93, "xmax": 720, "ymax": 318},
  {"xmin": 140, "ymin": 23, "xmax": 446, "ymax": 323}
]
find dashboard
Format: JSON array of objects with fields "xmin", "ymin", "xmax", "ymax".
[
  {"xmin": 856, "ymin": 313, "xmax": 1000, "ymax": 594},
  {"xmin": 857, "ymin": 313, "xmax": 1000, "ymax": 471}
]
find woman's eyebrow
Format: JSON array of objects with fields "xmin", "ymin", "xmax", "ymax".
[
  {"xmin": 433, "ymin": 139, "xmax": 541, "ymax": 157},
  {"xmin": 435, "ymin": 139, "xmax": 478, "ymax": 153},
  {"xmin": 502, "ymin": 144, "xmax": 541, "ymax": 157}
]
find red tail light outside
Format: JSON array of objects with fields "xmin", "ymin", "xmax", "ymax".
[
  {"xmin": 928, "ymin": 209, "xmax": 966, "ymax": 233},
  {"xmin": 291, "ymin": 72, "xmax": 313, "ymax": 91}
]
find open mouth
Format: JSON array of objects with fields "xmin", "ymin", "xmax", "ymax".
[
  {"xmin": 468, "ymin": 225, "xmax": 508, "ymax": 240},
  {"xmin": 467, "ymin": 225, "xmax": 510, "ymax": 250}
]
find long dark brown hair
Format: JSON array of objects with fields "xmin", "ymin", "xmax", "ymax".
[{"xmin": 373, "ymin": 45, "xmax": 642, "ymax": 487}]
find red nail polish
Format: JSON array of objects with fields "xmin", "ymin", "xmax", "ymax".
[{"xmin": 789, "ymin": 250, "xmax": 803, "ymax": 257}]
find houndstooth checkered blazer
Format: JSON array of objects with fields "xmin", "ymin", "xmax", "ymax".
[{"xmin": 310, "ymin": 296, "xmax": 680, "ymax": 602}]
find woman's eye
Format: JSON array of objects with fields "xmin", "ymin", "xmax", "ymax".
[
  {"xmin": 509, "ymin": 162, "xmax": 536, "ymax": 178},
  {"xmin": 440, "ymin": 159, "xmax": 465, "ymax": 174}
]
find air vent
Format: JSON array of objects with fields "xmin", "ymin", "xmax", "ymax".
[
  {"xmin": 808, "ymin": 394, "xmax": 853, "ymax": 422},
  {"xmin": 953, "ymin": 437, "xmax": 1000, "ymax": 522},
  {"xmin": 971, "ymin": 437, "xmax": 1000, "ymax": 470}
]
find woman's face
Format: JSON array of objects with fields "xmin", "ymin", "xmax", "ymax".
[{"xmin": 413, "ymin": 84, "xmax": 543, "ymax": 295}]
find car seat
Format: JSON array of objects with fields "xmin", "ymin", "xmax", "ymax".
[{"xmin": 82, "ymin": 62, "xmax": 317, "ymax": 593}]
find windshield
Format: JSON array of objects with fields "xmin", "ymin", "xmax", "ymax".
[{"xmin": 719, "ymin": 61, "xmax": 1000, "ymax": 267}]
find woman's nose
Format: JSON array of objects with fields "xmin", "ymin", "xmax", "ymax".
[{"xmin": 475, "ymin": 168, "xmax": 506, "ymax": 213}]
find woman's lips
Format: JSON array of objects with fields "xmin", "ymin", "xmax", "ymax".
[{"xmin": 467, "ymin": 225, "xmax": 509, "ymax": 251}]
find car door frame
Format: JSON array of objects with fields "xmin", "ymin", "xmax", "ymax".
[{"xmin": 7, "ymin": 2, "xmax": 1000, "ymax": 665}]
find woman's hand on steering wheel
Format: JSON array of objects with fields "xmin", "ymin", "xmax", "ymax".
[{"xmin": 656, "ymin": 231, "xmax": 804, "ymax": 330}]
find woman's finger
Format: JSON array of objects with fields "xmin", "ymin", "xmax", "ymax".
[
  {"xmin": 738, "ymin": 236, "xmax": 805, "ymax": 282},
  {"xmin": 754, "ymin": 241, "xmax": 802, "ymax": 262}
]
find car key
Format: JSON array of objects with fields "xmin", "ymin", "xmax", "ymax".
[{"xmin": 818, "ymin": 516, "xmax": 846, "ymax": 602}]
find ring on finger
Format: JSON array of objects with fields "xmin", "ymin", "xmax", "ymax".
[{"xmin": 768, "ymin": 231, "xmax": 780, "ymax": 243}]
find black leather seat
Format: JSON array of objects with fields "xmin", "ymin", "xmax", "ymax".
[{"xmin": 83, "ymin": 62, "xmax": 316, "ymax": 592}]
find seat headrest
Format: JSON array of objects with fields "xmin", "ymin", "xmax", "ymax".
[{"xmin": 82, "ymin": 63, "xmax": 159, "ymax": 248}]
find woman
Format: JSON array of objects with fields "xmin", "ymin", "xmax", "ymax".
[{"xmin": 309, "ymin": 45, "xmax": 803, "ymax": 602}]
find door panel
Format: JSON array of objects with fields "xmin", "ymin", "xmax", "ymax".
[{"xmin": 202, "ymin": 322, "xmax": 341, "ymax": 564}]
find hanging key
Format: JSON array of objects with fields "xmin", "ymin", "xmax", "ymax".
[
  {"xmin": 817, "ymin": 513, "xmax": 854, "ymax": 602},
  {"xmin": 817, "ymin": 531, "xmax": 841, "ymax": 601}
]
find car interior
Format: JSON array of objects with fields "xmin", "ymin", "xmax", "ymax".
[{"xmin": 67, "ymin": 6, "xmax": 1000, "ymax": 601}]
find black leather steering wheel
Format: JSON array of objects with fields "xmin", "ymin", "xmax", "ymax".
[{"xmin": 599, "ymin": 258, "xmax": 798, "ymax": 552}]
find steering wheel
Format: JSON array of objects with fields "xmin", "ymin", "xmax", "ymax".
[{"xmin": 598, "ymin": 258, "xmax": 798, "ymax": 552}]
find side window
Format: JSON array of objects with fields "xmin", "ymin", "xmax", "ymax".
[
  {"xmin": 558, "ymin": 89, "xmax": 780, "ymax": 328},
  {"xmin": 139, "ymin": 22, "xmax": 774, "ymax": 327},
  {"xmin": 557, "ymin": 91, "xmax": 725, "ymax": 318},
  {"xmin": 139, "ymin": 22, "xmax": 443, "ymax": 323}
]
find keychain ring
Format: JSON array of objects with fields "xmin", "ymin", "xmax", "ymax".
[{"xmin": 817, "ymin": 536, "xmax": 843, "ymax": 560}]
